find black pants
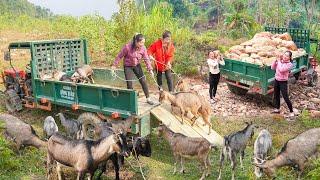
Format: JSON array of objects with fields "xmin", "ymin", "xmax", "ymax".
[
  {"xmin": 124, "ymin": 64, "xmax": 149, "ymax": 98},
  {"xmin": 274, "ymin": 80, "xmax": 293, "ymax": 112},
  {"xmin": 209, "ymin": 73, "xmax": 220, "ymax": 99},
  {"xmin": 156, "ymin": 70, "xmax": 173, "ymax": 92}
]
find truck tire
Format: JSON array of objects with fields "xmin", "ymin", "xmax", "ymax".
[
  {"xmin": 307, "ymin": 71, "xmax": 318, "ymax": 87},
  {"xmin": 227, "ymin": 83, "xmax": 248, "ymax": 95},
  {"xmin": 78, "ymin": 112, "xmax": 102, "ymax": 140},
  {"xmin": 5, "ymin": 89, "xmax": 22, "ymax": 113},
  {"xmin": 264, "ymin": 93, "xmax": 276, "ymax": 107}
]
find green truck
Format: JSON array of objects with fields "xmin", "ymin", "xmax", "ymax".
[
  {"xmin": 220, "ymin": 27, "xmax": 318, "ymax": 102},
  {"xmin": 2, "ymin": 39, "xmax": 156, "ymax": 137}
]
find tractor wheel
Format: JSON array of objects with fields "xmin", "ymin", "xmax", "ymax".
[
  {"xmin": 264, "ymin": 93, "xmax": 277, "ymax": 107},
  {"xmin": 227, "ymin": 83, "xmax": 248, "ymax": 95},
  {"xmin": 308, "ymin": 71, "xmax": 318, "ymax": 87},
  {"xmin": 78, "ymin": 112, "xmax": 102, "ymax": 140},
  {"xmin": 5, "ymin": 89, "xmax": 22, "ymax": 113}
]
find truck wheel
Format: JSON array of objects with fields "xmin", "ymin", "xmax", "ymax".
[
  {"xmin": 5, "ymin": 89, "xmax": 22, "ymax": 113},
  {"xmin": 264, "ymin": 93, "xmax": 276, "ymax": 107},
  {"xmin": 308, "ymin": 71, "xmax": 318, "ymax": 87},
  {"xmin": 227, "ymin": 83, "xmax": 248, "ymax": 95},
  {"xmin": 78, "ymin": 112, "xmax": 102, "ymax": 140}
]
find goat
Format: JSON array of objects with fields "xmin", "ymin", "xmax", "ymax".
[
  {"xmin": 159, "ymin": 91, "xmax": 212, "ymax": 134},
  {"xmin": 71, "ymin": 64, "xmax": 94, "ymax": 84},
  {"xmin": 94, "ymin": 121, "xmax": 151, "ymax": 180},
  {"xmin": 56, "ymin": 112, "xmax": 82, "ymax": 139},
  {"xmin": 159, "ymin": 91, "xmax": 202, "ymax": 125},
  {"xmin": 253, "ymin": 129, "xmax": 272, "ymax": 178},
  {"xmin": 197, "ymin": 95, "xmax": 212, "ymax": 134},
  {"xmin": 157, "ymin": 124, "xmax": 212, "ymax": 180},
  {"xmin": 218, "ymin": 122, "xmax": 255, "ymax": 180},
  {"xmin": 175, "ymin": 79, "xmax": 190, "ymax": 92},
  {"xmin": 43, "ymin": 116, "xmax": 59, "ymax": 139},
  {"xmin": 254, "ymin": 128, "xmax": 320, "ymax": 179},
  {"xmin": 0, "ymin": 113, "xmax": 46, "ymax": 150},
  {"xmin": 130, "ymin": 137, "xmax": 152, "ymax": 159},
  {"xmin": 47, "ymin": 130, "xmax": 129, "ymax": 180},
  {"xmin": 53, "ymin": 71, "xmax": 66, "ymax": 81}
]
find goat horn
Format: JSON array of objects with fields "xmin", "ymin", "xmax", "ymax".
[
  {"xmin": 255, "ymin": 157, "xmax": 264, "ymax": 162},
  {"xmin": 253, "ymin": 162, "xmax": 265, "ymax": 167}
]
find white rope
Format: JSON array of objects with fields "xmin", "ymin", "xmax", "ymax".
[
  {"xmin": 111, "ymin": 69, "xmax": 146, "ymax": 82},
  {"xmin": 149, "ymin": 58, "xmax": 183, "ymax": 91},
  {"xmin": 110, "ymin": 58, "xmax": 183, "ymax": 91},
  {"xmin": 126, "ymin": 137, "xmax": 146, "ymax": 180}
]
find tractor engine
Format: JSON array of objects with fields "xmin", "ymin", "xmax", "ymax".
[{"xmin": 3, "ymin": 67, "xmax": 31, "ymax": 112}]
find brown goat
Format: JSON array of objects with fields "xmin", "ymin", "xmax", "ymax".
[
  {"xmin": 0, "ymin": 113, "xmax": 46, "ymax": 150},
  {"xmin": 159, "ymin": 91, "xmax": 212, "ymax": 134},
  {"xmin": 159, "ymin": 91, "xmax": 202, "ymax": 125},
  {"xmin": 254, "ymin": 128, "xmax": 320, "ymax": 179},
  {"xmin": 71, "ymin": 64, "xmax": 94, "ymax": 83},
  {"xmin": 175, "ymin": 79, "xmax": 190, "ymax": 92},
  {"xmin": 197, "ymin": 95, "xmax": 212, "ymax": 134},
  {"xmin": 157, "ymin": 124, "xmax": 212, "ymax": 180},
  {"xmin": 47, "ymin": 130, "xmax": 129, "ymax": 180}
]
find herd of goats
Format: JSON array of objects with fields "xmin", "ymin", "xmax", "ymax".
[
  {"xmin": 1, "ymin": 108, "xmax": 320, "ymax": 180},
  {"xmin": 0, "ymin": 64, "xmax": 319, "ymax": 179}
]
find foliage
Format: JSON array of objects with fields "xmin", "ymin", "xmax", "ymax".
[{"xmin": 0, "ymin": 0, "xmax": 53, "ymax": 18}]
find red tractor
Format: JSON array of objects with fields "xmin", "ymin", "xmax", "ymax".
[{"xmin": 2, "ymin": 52, "xmax": 33, "ymax": 113}]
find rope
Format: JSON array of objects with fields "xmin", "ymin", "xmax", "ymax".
[
  {"xmin": 110, "ymin": 69, "xmax": 146, "ymax": 82},
  {"xmin": 110, "ymin": 58, "xmax": 183, "ymax": 91},
  {"xmin": 125, "ymin": 137, "xmax": 146, "ymax": 180},
  {"xmin": 132, "ymin": 137, "xmax": 146, "ymax": 180},
  {"xmin": 149, "ymin": 58, "xmax": 183, "ymax": 91}
]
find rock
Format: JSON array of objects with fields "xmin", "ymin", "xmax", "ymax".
[
  {"xmin": 310, "ymin": 98, "xmax": 320, "ymax": 104},
  {"xmin": 310, "ymin": 110, "xmax": 320, "ymax": 118},
  {"xmin": 307, "ymin": 93, "xmax": 317, "ymax": 97}
]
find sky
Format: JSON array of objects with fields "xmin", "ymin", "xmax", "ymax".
[{"xmin": 28, "ymin": 0, "xmax": 119, "ymax": 19}]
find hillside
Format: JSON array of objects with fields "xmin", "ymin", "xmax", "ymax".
[{"xmin": 0, "ymin": 0, "xmax": 53, "ymax": 18}]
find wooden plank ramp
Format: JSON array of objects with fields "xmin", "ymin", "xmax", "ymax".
[{"xmin": 151, "ymin": 105, "xmax": 224, "ymax": 147}]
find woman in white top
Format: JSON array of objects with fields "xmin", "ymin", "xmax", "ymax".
[{"xmin": 207, "ymin": 50, "xmax": 225, "ymax": 104}]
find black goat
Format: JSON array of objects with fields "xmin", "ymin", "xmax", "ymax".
[{"xmin": 94, "ymin": 122, "xmax": 152, "ymax": 180}]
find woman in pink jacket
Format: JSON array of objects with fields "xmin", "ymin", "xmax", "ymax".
[{"xmin": 271, "ymin": 51, "xmax": 294, "ymax": 117}]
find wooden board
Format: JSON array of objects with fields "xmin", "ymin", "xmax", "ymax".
[
  {"xmin": 137, "ymin": 95, "xmax": 160, "ymax": 116},
  {"xmin": 151, "ymin": 105, "xmax": 224, "ymax": 147}
]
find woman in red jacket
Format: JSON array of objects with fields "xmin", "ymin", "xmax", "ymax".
[{"xmin": 148, "ymin": 30, "xmax": 175, "ymax": 92}]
